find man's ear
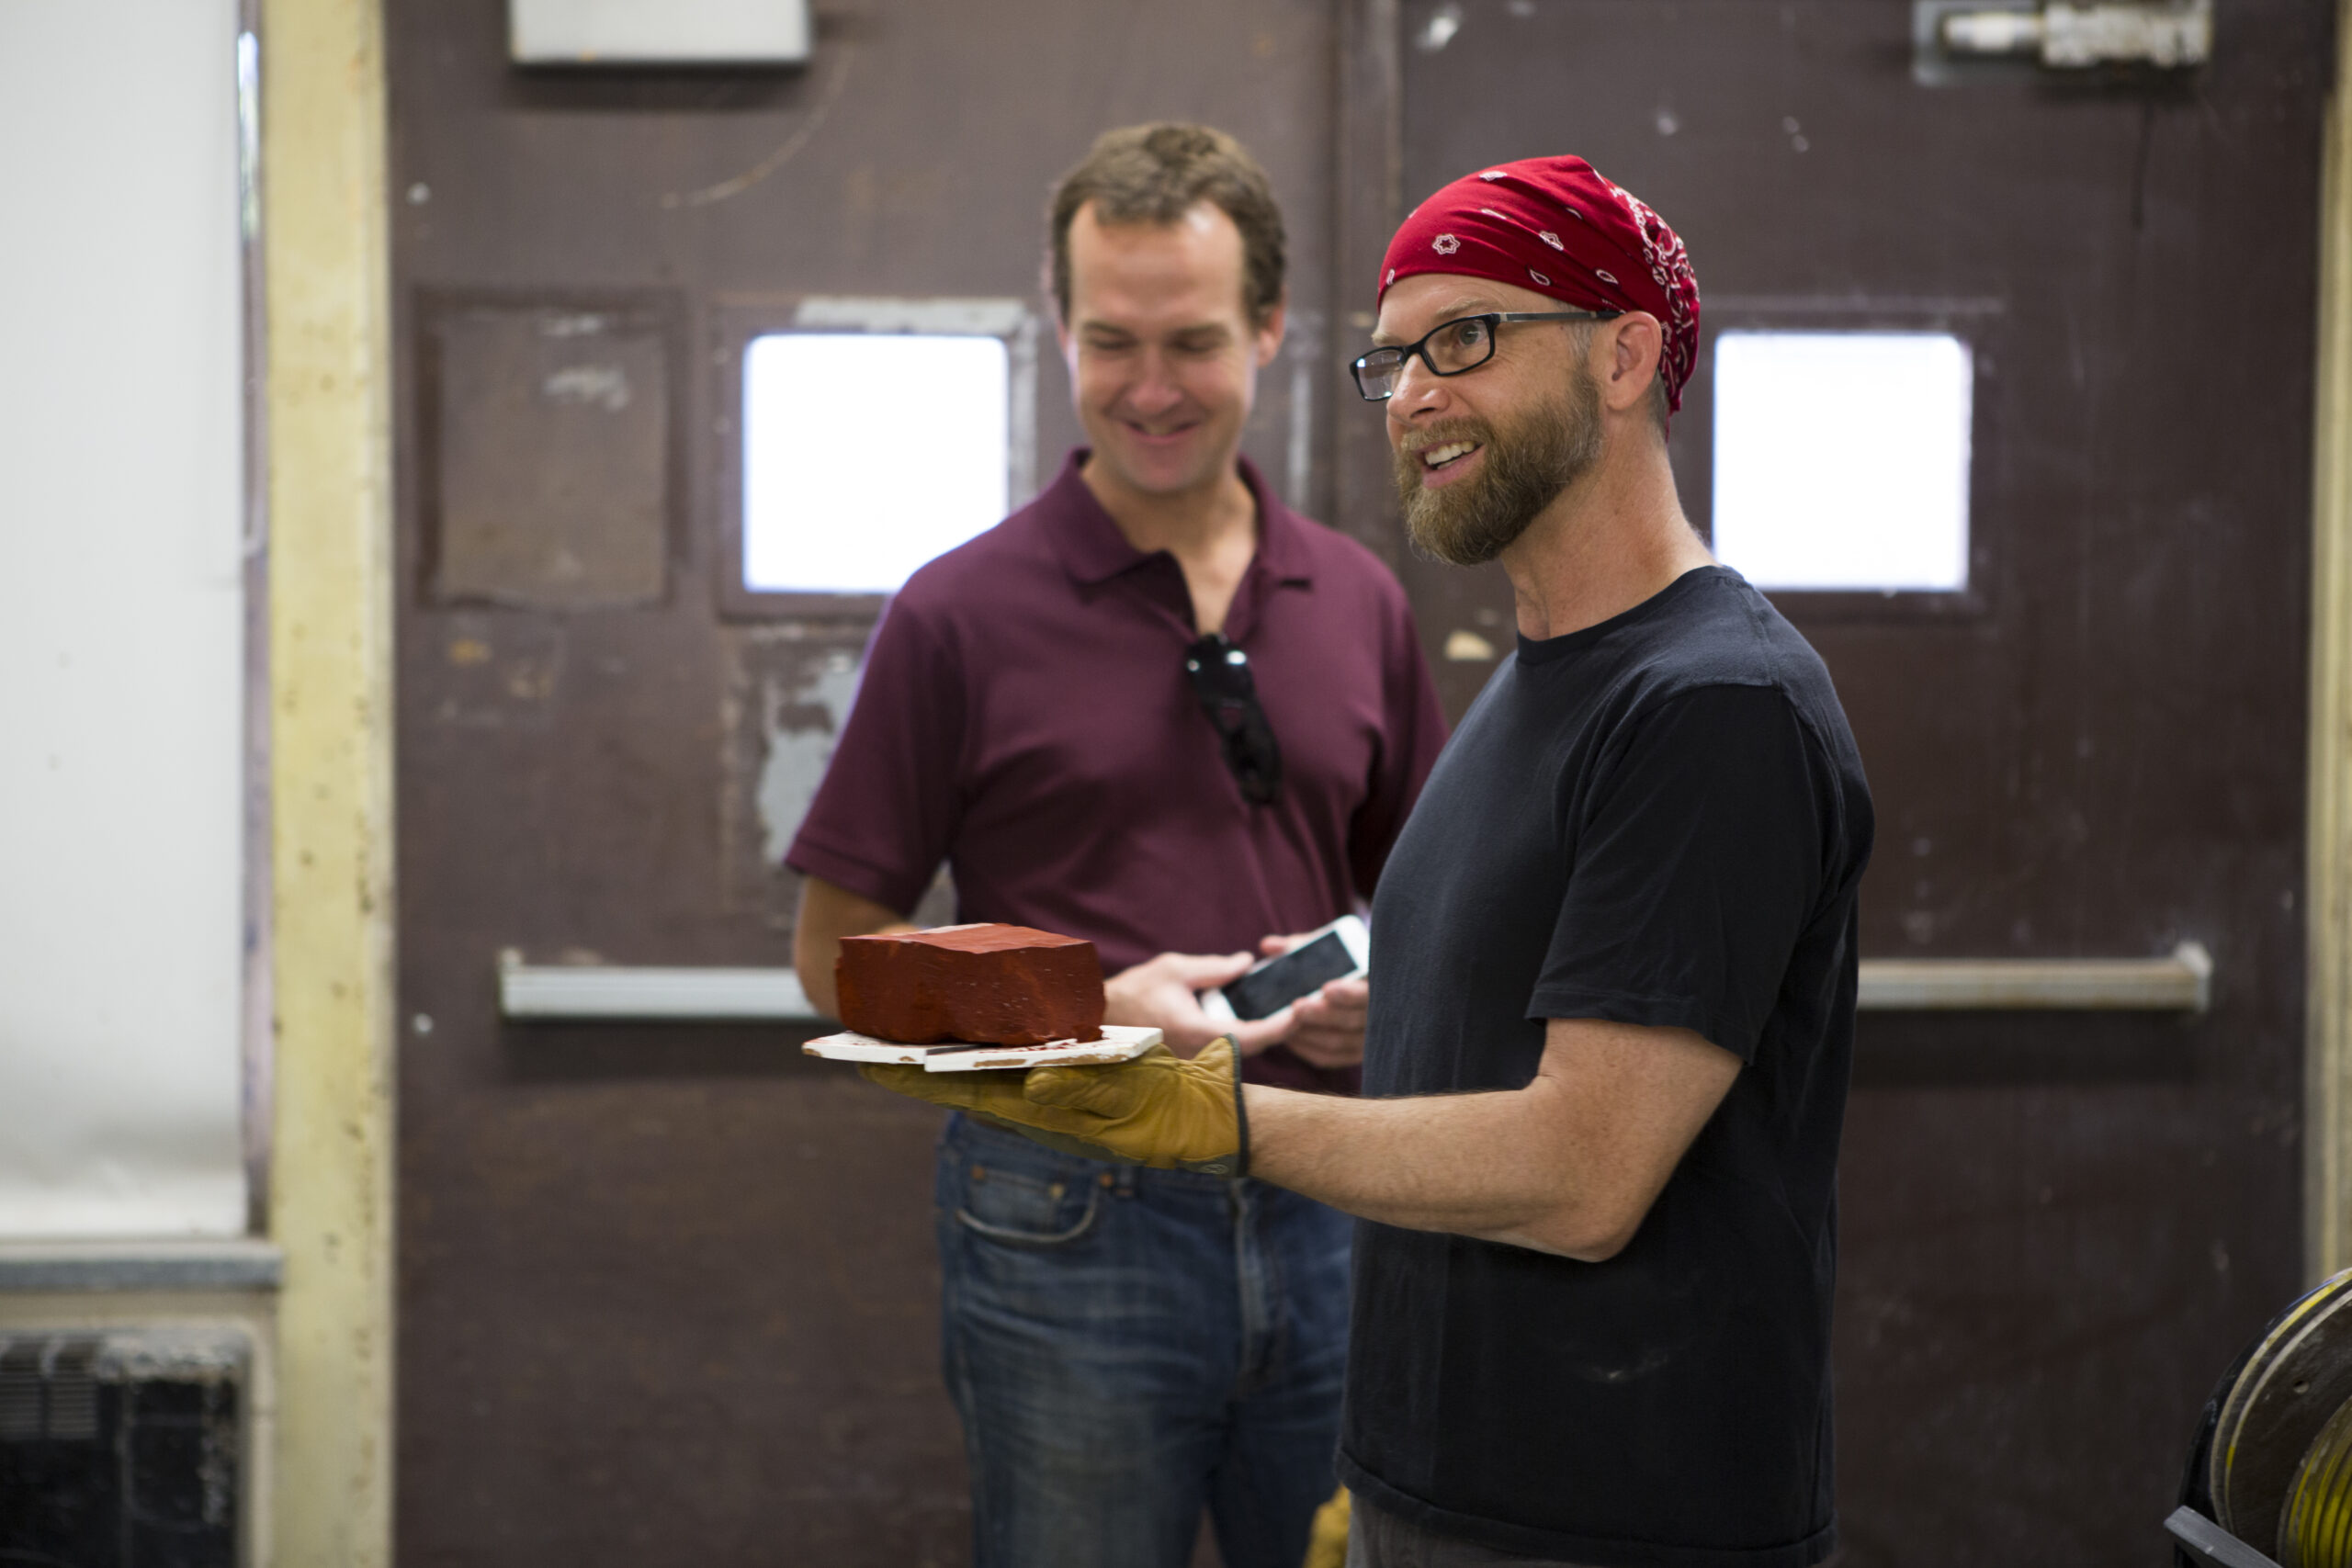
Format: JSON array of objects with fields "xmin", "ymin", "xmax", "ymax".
[
  {"xmin": 1254, "ymin": 296, "xmax": 1289, "ymax": 367},
  {"xmin": 1600, "ymin": 312, "xmax": 1664, "ymax": 415},
  {"xmin": 1043, "ymin": 249, "xmax": 1073, "ymax": 364}
]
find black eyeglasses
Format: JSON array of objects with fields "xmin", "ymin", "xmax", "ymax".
[
  {"xmin": 1351, "ymin": 310, "xmax": 1623, "ymax": 401},
  {"xmin": 1184, "ymin": 634, "xmax": 1282, "ymax": 805}
]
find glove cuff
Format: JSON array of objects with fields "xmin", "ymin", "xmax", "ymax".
[
  {"xmin": 1174, "ymin": 1045, "xmax": 1249, "ymax": 1179},
  {"xmin": 1232, "ymin": 1060, "xmax": 1249, "ymax": 1178}
]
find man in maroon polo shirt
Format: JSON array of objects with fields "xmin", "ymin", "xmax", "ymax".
[{"xmin": 786, "ymin": 124, "xmax": 1445, "ymax": 1568}]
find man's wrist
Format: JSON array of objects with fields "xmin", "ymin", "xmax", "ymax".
[{"xmin": 1236, "ymin": 1082, "xmax": 1313, "ymax": 1188}]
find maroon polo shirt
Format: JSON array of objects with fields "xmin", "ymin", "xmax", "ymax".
[{"xmin": 786, "ymin": 451, "xmax": 1447, "ymax": 1091}]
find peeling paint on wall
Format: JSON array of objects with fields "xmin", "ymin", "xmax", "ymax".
[
  {"xmin": 541, "ymin": 363, "xmax": 631, "ymax": 411},
  {"xmin": 430, "ymin": 614, "xmax": 566, "ymax": 728},
  {"xmin": 757, "ymin": 649, "xmax": 859, "ymax": 864},
  {"xmin": 720, "ymin": 627, "xmax": 871, "ymax": 924}
]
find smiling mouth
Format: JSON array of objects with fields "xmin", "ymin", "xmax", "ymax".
[{"xmin": 1420, "ymin": 439, "xmax": 1482, "ymax": 471}]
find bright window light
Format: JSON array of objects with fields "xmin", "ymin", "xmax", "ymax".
[
  {"xmin": 743, "ymin": 333, "xmax": 1010, "ymax": 593},
  {"xmin": 1711, "ymin": 332, "xmax": 1973, "ymax": 592}
]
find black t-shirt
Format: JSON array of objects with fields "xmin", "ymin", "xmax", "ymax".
[{"xmin": 1339, "ymin": 567, "xmax": 1873, "ymax": 1568}]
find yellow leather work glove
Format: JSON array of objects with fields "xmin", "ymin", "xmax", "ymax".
[
  {"xmin": 1302, "ymin": 1485, "xmax": 1351, "ymax": 1568},
  {"xmin": 858, "ymin": 1039, "xmax": 1246, "ymax": 1176}
]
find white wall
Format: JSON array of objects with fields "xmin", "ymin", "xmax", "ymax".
[{"xmin": 0, "ymin": 0, "xmax": 248, "ymax": 1235}]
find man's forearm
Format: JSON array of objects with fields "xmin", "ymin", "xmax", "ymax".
[
  {"xmin": 1244, "ymin": 1079, "xmax": 1621, "ymax": 1260},
  {"xmin": 1242, "ymin": 1018, "xmax": 1737, "ymax": 1263},
  {"xmin": 792, "ymin": 877, "xmax": 917, "ymax": 1017}
]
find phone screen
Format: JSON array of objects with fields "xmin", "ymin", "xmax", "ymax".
[{"xmin": 1223, "ymin": 931, "xmax": 1358, "ymax": 1021}]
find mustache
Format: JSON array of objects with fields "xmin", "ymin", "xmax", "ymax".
[{"xmin": 1398, "ymin": 420, "xmax": 1495, "ymax": 459}]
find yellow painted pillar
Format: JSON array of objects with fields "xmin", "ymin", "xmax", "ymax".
[
  {"xmin": 262, "ymin": 0, "xmax": 396, "ymax": 1560},
  {"xmin": 2308, "ymin": 0, "xmax": 2352, "ymax": 1282}
]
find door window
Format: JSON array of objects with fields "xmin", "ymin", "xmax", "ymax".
[
  {"xmin": 741, "ymin": 331, "xmax": 1012, "ymax": 595},
  {"xmin": 1710, "ymin": 330, "xmax": 1973, "ymax": 593}
]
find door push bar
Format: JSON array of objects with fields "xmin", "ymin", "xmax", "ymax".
[
  {"xmin": 494, "ymin": 943, "xmax": 2212, "ymax": 1023},
  {"xmin": 498, "ymin": 952, "xmax": 823, "ymax": 1021},
  {"xmin": 1858, "ymin": 942, "xmax": 2211, "ymax": 1013}
]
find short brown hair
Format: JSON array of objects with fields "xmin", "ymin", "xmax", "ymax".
[{"xmin": 1048, "ymin": 123, "xmax": 1286, "ymax": 327}]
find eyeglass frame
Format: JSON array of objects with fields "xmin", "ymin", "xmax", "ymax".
[
  {"xmin": 1183, "ymin": 633, "xmax": 1283, "ymax": 806},
  {"xmin": 1350, "ymin": 310, "xmax": 1624, "ymax": 402}
]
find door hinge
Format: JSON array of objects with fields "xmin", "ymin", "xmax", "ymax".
[{"xmin": 1923, "ymin": 0, "xmax": 2211, "ymax": 72}]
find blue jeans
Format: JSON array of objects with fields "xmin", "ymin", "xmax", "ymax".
[{"xmin": 936, "ymin": 1111, "xmax": 1353, "ymax": 1568}]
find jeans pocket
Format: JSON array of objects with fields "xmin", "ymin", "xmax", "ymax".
[{"xmin": 954, "ymin": 1164, "xmax": 1103, "ymax": 1247}]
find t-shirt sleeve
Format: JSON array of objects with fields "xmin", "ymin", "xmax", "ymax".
[
  {"xmin": 1528, "ymin": 682, "xmax": 1830, "ymax": 1061},
  {"xmin": 1347, "ymin": 581, "xmax": 1453, "ymax": 900},
  {"xmin": 783, "ymin": 597, "xmax": 964, "ymax": 917}
]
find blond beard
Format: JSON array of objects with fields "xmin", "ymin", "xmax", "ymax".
[{"xmin": 1394, "ymin": 368, "xmax": 1603, "ymax": 567}]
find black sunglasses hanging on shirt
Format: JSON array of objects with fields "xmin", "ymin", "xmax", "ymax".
[{"xmin": 1184, "ymin": 634, "xmax": 1283, "ymax": 805}]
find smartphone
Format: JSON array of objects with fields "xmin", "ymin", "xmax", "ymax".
[{"xmin": 1199, "ymin": 914, "xmax": 1370, "ymax": 1024}]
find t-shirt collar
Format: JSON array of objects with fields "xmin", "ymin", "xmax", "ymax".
[
  {"xmin": 1039, "ymin": 449, "xmax": 1316, "ymax": 590},
  {"xmin": 1515, "ymin": 565, "xmax": 1732, "ymax": 664}
]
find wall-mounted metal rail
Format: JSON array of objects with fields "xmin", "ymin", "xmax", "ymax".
[{"xmin": 500, "ymin": 942, "xmax": 2213, "ymax": 1023}]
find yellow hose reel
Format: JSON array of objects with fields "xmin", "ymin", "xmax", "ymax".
[{"xmin": 2181, "ymin": 1269, "xmax": 2352, "ymax": 1568}]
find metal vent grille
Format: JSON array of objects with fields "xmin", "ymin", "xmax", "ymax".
[
  {"xmin": 0, "ymin": 1327, "xmax": 246, "ymax": 1562},
  {"xmin": 0, "ymin": 1341, "xmax": 39, "ymax": 1440},
  {"xmin": 44, "ymin": 1339, "xmax": 99, "ymax": 1441},
  {"xmin": 0, "ymin": 1336, "xmax": 100, "ymax": 1443}
]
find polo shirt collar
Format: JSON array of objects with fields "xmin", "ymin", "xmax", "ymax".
[{"xmin": 1039, "ymin": 450, "xmax": 1316, "ymax": 589}]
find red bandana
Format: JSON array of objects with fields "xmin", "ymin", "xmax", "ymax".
[{"xmin": 1379, "ymin": 156, "xmax": 1702, "ymax": 412}]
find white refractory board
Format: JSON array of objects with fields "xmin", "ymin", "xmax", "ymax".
[
  {"xmin": 0, "ymin": 0, "xmax": 248, "ymax": 1237},
  {"xmin": 509, "ymin": 0, "xmax": 810, "ymax": 65},
  {"xmin": 805, "ymin": 1025, "xmax": 1163, "ymax": 1073}
]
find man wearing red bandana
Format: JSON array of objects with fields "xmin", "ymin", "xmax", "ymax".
[
  {"xmin": 859, "ymin": 155, "xmax": 1872, "ymax": 1568},
  {"xmin": 1283, "ymin": 154, "xmax": 1870, "ymax": 1568}
]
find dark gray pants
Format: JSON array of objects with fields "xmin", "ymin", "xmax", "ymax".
[{"xmin": 1346, "ymin": 1496, "xmax": 1593, "ymax": 1568}]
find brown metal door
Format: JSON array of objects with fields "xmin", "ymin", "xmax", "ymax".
[
  {"xmin": 1371, "ymin": 2, "xmax": 2324, "ymax": 1561},
  {"xmin": 385, "ymin": 4, "xmax": 1340, "ymax": 1562}
]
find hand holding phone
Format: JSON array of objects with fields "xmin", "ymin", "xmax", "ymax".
[
  {"xmin": 1102, "ymin": 949, "xmax": 1298, "ymax": 1057},
  {"xmin": 1200, "ymin": 915, "xmax": 1370, "ymax": 1024},
  {"xmin": 1277, "ymin": 960, "xmax": 1370, "ymax": 1069}
]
